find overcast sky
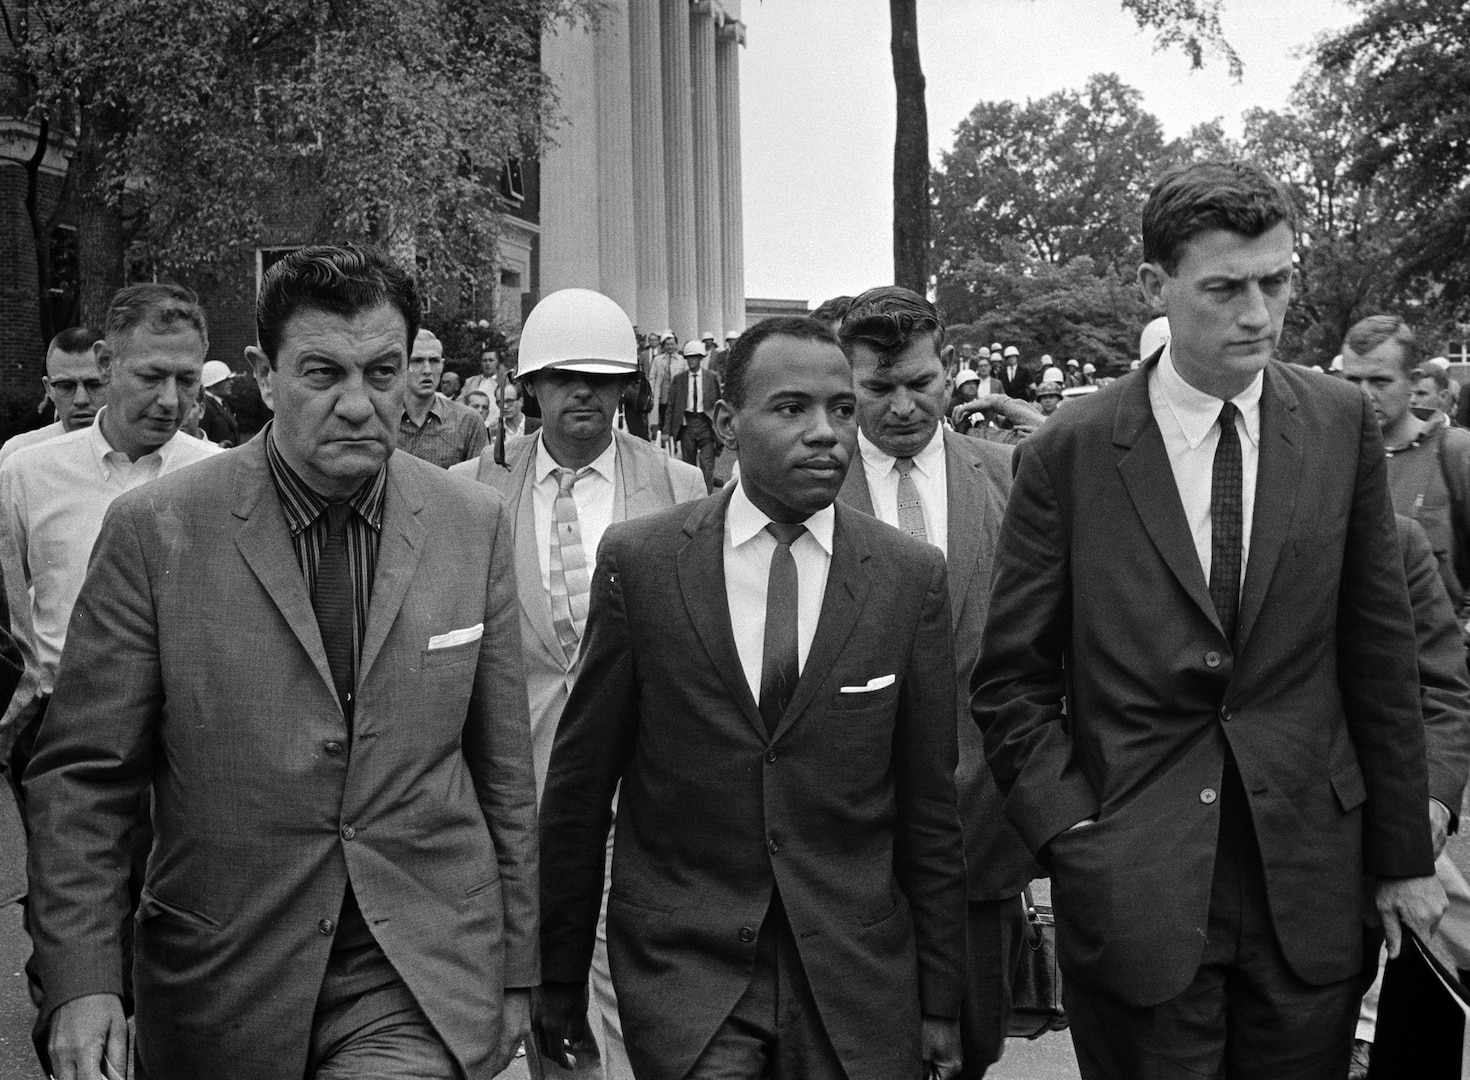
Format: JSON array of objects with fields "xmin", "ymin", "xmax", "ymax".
[{"xmin": 737, "ymin": 0, "xmax": 1358, "ymax": 305}]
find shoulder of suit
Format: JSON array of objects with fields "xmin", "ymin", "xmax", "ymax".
[
  {"xmin": 835, "ymin": 500, "xmax": 942, "ymax": 568},
  {"xmin": 604, "ymin": 493, "xmax": 702, "ymax": 551},
  {"xmin": 393, "ymin": 449, "xmax": 506, "ymax": 519},
  {"xmin": 944, "ymin": 427, "xmax": 1013, "ymax": 476}
]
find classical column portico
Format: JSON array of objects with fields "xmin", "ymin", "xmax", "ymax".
[
  {"xmin": 690, "ymin": 2, "xmax": 724, "ymax": 342},
  {"xmin": 539, "ymin": 18, "xmax": 601, "ymax": 293},
  {"xmin": 660, "ymin": 0, "xmax": 699, "ymax": 341},
  {"xmin": 595, "ymin": 0, "xmax": 638, "ymax": 321},
  {"xmin": 629, "ymin": 0, "xmax": 670, "ymax": 334},
  {"xmin": 716, "ymin": 16, "xmax": 746, "ymax": 337}
]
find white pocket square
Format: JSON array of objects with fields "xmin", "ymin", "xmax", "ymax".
[
  {"xmin": 839, "ymin": 674, "xmax": 897, "ymax": 694},
  {"xmin": 427, "ymin": 623, "xmax": 484, "ymax": 650}
]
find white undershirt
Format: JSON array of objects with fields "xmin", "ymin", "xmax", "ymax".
[
  {"xmin": 857, "ymin": 425, "xmax": 949, "ymax": 558},
  {"xmin": 532, "ymin": 434, "xmax": 617, "ymax": 593},
  {"xmin": 724, "ymin": 480, "xmax": 835, "ymax": 702},
  {"xmin": 1147, "ymin": 344, "xmax": 1262, "ymax": 589}
]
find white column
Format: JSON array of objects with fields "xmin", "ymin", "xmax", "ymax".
[
  {"xmin": 540, "ymin": 17, "xmax": 600, "ymax": 292},
  {"xmin": 595, "ymin": 0, "xmax": 638, "ymax": 321},
  {"xmin": 690, "ymin": 2, "xmax": 723, "ymax": 341},
  {"xmin": 661, "ymin": 0, "xmax": 698, "ymax": 341},
  {"xmin": 716, "ymin": 20, "xmax": 746, "ymax": 335},
  {"xmin": 630, "ymin": 0, "xmax": 670, "ymax": 334}
]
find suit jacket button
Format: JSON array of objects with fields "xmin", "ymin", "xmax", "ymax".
[
  {"xmin": 765, "ymin": 748, "xmax": 778, "ymax": 764},
  {"xmin": 1220, "ymin": 706, "xmax": 1234, "ymax": 721},
  {"xmin": 768, "ymin": 838, "xmax": 779, "ymax": 855},
  {"xmin": 319, "ymin": 918, "xmax": 335, "ymax": 935},
  {"xmin": 340, "ymin": 825, "xmax": 356, "ymax": 840},
  {"xmin": 1204, "ymin": 651, "xmax": 1222, "ymax": 668},
  {"xmin": 1200, "ymin": 788, "xmax": 1218, "ymax": 805},
  {"xmin": 324, "ymin": 741, "xmax": 344, "ymax": 756},
  {"xmin": 738, "ymin": 926, "xmax": 755, "ymax": 943}
]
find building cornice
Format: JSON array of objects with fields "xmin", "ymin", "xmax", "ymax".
[{"xmin": 0, "ymin": 119, "xmax": 74, "ymax": 178}]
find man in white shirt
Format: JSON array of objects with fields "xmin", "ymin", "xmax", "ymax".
[
  {"xmin": 452, "ymin": 288, "xmax": 703, "ymax": 1080},
  {"xmin": 536, "ymin": 314, "xmax": 966, "ymax": 1080},
  {"xmin": 0, "ymin": 283, "xmax": 219, "ymax": 1034},
  {"xmin": 668, "ymin": 340, "xmax": 722, "ymax": 492},
  {"xmin": 0, "ymin": 327, "xmax": 107, "ymax": 466}
]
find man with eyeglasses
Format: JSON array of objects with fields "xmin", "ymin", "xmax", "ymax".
[{"xmin": 0, "ymin": 328, "xmax": 107, "ymax": 466}]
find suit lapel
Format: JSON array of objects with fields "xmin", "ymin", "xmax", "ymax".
[
  {"xmin": 357, "ymin": 456, "xmax": 427, "ymax": 685},
  {"xmin": 776, "ymin": 505, "xmax": 871, "ymax": 739},
  {"xmin": 837, "ymin": 455, "xmax": 876, "ymax": 516},
  {"xmin": 510, "ymin": 434, "xmax": 566, "ymax": 664},
  {"xmin": 1113, "ymin": 365, "xmax": 1221, "ymax": 632},
  {"xmin": 676, "ymin": 489, "xmax": 766, "ymax": 738},
  {"xmin": 232, "ymin": 444, "xmax": 337, "ymax": 698},
  {"xmin": 943, "ymin": 431, "xmax": 986, "ymax": 628},
  {"xmin": 1236, "ymin": 368, "xmax": 1302, "ymax": 648},
  {"xmin": 615, "ymin": 430, "xmax": 665, "ymax": 520}
]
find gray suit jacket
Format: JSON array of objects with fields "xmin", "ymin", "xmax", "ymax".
[
  {"xmin": 25, "ymin": 437, "xmax": 539, "ymax": 1080},
  {"xmin": 839, "ymin": 428, "xmax": 1038, "ymax": 900},
  {"xmin": 451, "ymin": 429, "xmax": 705, "ymax": 792}
]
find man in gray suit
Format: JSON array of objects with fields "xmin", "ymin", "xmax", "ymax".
[
  {"xmin": 452, "ymin": 287, "xmax": 703, "ymax": 1080},
  {"xmin": 836, "ymin": 287, "xmax": 1037, "ymax": 1078}
]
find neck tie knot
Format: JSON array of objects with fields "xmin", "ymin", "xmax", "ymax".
[
  {"xmin": 765, "ymin": 521, "xmax": 807, "ymax": 547},
  {"xmin": 324, "ymin": 501, "xmax": 351, "ymax": 536},
  {"xmin": 1218, "ymin": 401, "xmax": 1239, "ymax": 431},
  {"xmin": 894, "ymin": 456, "xmax": 917, "ymax": 477},
  {"xmin": 555, "ymin": 466, "xmax": 587, "ymax": 494}
]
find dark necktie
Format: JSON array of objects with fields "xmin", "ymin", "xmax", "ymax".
[
  {"xmin": 758, "ymin": 522, "xmax": 806, "ymax": 737},
  {"xmin": 1209, "ymin": 402, "xmax": 1243, "ymax": 645},
  {"xmin": 314, "ymin": 503, "xmax": 355, "ymax": 724}
]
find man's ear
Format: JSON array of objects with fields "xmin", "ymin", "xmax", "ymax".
[
  {"xmin": 245, "ymin": 345, "xmax": 275, "ymax": 412},
  {"xmin": 1137, "ymin": 262, "xmax": 1169, "ymax": 315},
  {"xmin": 712, "ymin": 399, "xmax": 737, "ymax": 450}
]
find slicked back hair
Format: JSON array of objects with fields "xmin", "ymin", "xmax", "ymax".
[
  {"xmin": 810, "ymin": 295, "xmax": 855, "ymax": 329},
  {"xmin": 256, "ymin": 243, "xmax": 421, "ymax": 367},
  {"xmin": 1344, "ymin": 314, "xmax": 1419, "ymax": 377},
  {"xmin": 837, "ymin": 285, "xmax": 945, "ymax": 368},
  {"xmin": 104, "ymin": 283, "xmax": 209, "ymax": 360},
  {"xmin": 722, "ymin": 317, "xmax": 841, "ymax": 408},
  {"xmin": 1142, "ymin": 161, "xmax": 1297, "ymax": 275}
]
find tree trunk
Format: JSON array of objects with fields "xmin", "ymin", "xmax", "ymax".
[
  {"xmin": 72, "ymin": 94, "xmax": 128, "ymax": 327},
  {"xmin": 23, "ymin": 114, "xmax": 55, "ymax": 346},
  {"xmin": 889, "ymin": 0, "xmax": 929, "ymax": 293}
]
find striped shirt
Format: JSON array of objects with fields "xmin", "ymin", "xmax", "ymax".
[
  {"xmin": 264, "ymin": 425, "xmax": 386, "ymax": 679},
  {"xmin": 396, "ymin": 393, "xmax": 489, "ymax": 469}
]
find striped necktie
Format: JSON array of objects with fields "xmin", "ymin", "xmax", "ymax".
[
  {"xmin": 549, "ymin": 467, "xmax": 592, "ymax": 657},
  {"xmin": 894, "ymin": 457, "xmax": 928, "ymax": 543}
]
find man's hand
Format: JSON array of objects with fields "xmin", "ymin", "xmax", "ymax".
[
  {"xmin": 1430, "ymin": 798, "xmax": 1452, "ymax": 858},
  {"xmin": 921, "ymin": 1015, "xmax": 962, "ymax": 1080},
  {"xmin": 1377, "ymin": 874, "xmax": 1448, "ymax": 958},
  {"xmin": 532, "ymin": 981, "xmax": 589, "ymax": 1071},
  {"xmin": 487, "ymin": 988, "xmax": 532, "ymax": 1075},
  {"xmin": 48, "ymin": 993, "xmax": 127, "ymax": 1080}
]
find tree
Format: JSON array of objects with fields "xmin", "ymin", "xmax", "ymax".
[{"xmin": 4, "ymin": 0, "xmax": 598, "ymax": 327}]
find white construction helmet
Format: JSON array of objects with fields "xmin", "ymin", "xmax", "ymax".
[
  {"xmin": 516, "ymin": 289, "xmax": 639, "ymax": 378},
  {"xmin": 1139, "ymin": 316, "xmax": 1170, "ymax": 363}
]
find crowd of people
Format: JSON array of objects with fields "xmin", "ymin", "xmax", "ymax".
[{"xmin": 0, "ymin": 158, "xmax": 1462, "ymax": 1080}]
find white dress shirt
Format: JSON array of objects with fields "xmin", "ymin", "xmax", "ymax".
[
  {"xmin": 532, "ymin": 434, "xmax": 617, "ymax": 593},
  {"xmin": 686, "ymin": 367, "xmax": 707, "ymax": 414},
  {"xmin": 1147, "ymin": 344, "xmax": 1262, "ymax": 588},
  {"xmin": 725, "ymin": 480, "xmax": 835, "ymax": 702},
  {"xmin": 857, "ymin": 425, "xmax": 949, "ymax": 558},
  {"xmin": 0, "ymin": 420, "xmax": 65, "ymax": 467},
  {"xmin": 0, "ymin": 408, "xmax": 221, "ymax": 703}
]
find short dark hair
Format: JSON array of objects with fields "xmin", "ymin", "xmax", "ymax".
[
  {"xmin": 256, "ymin": 244, "xmax": 421, "ymax": 367},
  {"xmin": 48, "ymin": 326, "xmax": 104, "ymax": 358},
  {"xmin": 1142, "ymin": 161, "xmax": 1297, "ymax": 274},
  {"xmin": 104, "ymin": 283, "xmax": 209, "ymax": 355},
  {"xmin": 722, "ymin": 317, "xmax": 841, "ymax": 408},
  {"xmin": 810, "ymin": 295, "xmax": 855, "ymax": 328},
  {"xmin": 837, "ymin": 285, "xmax": 945, "ymax": 367},
  {"xmin": 1344, "ymin": 314, "xmax": 1418, "ymax": 377},
  {"xmin": 1419, "ymin": 367, "xmax": 1450, "ymax": 393}
]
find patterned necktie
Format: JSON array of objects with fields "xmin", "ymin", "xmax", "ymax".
[
  {"xmin": 314, "ymin": 503, "xmax": 355, "ymax": 723},
  {"xmin": 894, "ymin": 457, "xmax": 928, "ymax": 543},
  {"xmin": 549, "ymin": 467, "xmax": 592, "ymax": 657},
  {"xmin": 1209, "ymin": 402, "xmax": 1243, "ymax": 644},
  {"xmin": 759, "ymin": 522, "xmax": 806, "ymax": 737}
]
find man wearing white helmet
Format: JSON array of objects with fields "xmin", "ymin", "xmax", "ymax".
[
  {"xmin": 668, "ymin": 339, "xmax": 724, "ymax": 492},
  {"xmin": 997, "ymin": 345, "xmax": 1033, "ymax": 401},
  {"xmin": 199, "ymin": 359, "xmax": 241, "ymax": 447},
  {"xmin": 453, "ymin": 289, "xmax": 703, "ymax": 1080}
]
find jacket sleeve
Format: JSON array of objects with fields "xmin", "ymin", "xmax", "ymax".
[{"xmin": 464, "ymin": 497, "xmax": 541, "ymax": 987}]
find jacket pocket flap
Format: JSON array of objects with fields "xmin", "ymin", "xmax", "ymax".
[{"xmin": 1331, "ymin": 766, "xmax": 1368, "ymax": 813}]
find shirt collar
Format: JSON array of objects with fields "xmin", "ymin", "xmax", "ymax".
[
  {"xmin": 728, "ymin": 477, "xmax": 836, "ymax": 556},
  {"xmin": 533, "ymin": 431, "xmax": 618, "ymax": 485},
  {"xmin": 401, "ymin": 394, "xmax": 446, "ymax": 427},
  {"xmin": 264, "ymin": 422, "xmax": 387, "ymax": 537},
  {"xmin": 87, "ymin": 405, "xmax": 178, "ymax": 469},
  {"xmin": 858, "ymin": 423, "xmax": 944, "ymax": 478},
  {"xmin": 1156, "ymin": 343, "xmax": 1263, "ymax": 451}
]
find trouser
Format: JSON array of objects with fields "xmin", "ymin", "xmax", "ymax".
[
  {"xmin": 958, "ymin": 894, "xmax": 1028, "ymax": 1078},
  {"xmin": 1067, "ymin": 764, "xmax": 1359, "ymax": 1079},
  {"xmin": 685, "ymin": 894, "xmax": 846, "ymax": 1080},
  {"xmin": 679, "ymin": 414, "xmax": 718, "ymax": 492}
]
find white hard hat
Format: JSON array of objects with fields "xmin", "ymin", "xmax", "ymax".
[
  {"xmin": 1139, "ymin": 316, "xmax": 1170, "ymax": 362},
  {"xmin": 1040, "ymin": 368, "xmax": 1065, "ymax": 386},
  {"xmin": 1041, "ymin": 354, "xmax": 1054, "ymax": 366},
  {"xmin": 1330, "ymin": 354, "xmax": 1345, "ymax": 372},
  {"xmin": 517, "ymin": 289, "xmax": 638, "ymax": 378},
  {"xmin": 1427, "ymin": 356, "xmax": 1451, "ymax": 373},
  {"xmin": 1003, "ymin": 345, "xmax": 1020, "ymax": 358},
  {"xmin": 682, "ymin": 340, "xmax": 708, "ymax": 358},
  {"xmin": 990, "ymin": 342, "xmax": 1003, "ymax": 352},
  {"xmin": 1082, "ymin": 363, "xmax": 1096, "ymax": 375},
  {"xmin": 201, "ymin": 360, "xmax": 233, "ymax": 388},
  {"xmin": 954, "ymin": 369, "xmax": 980, "ymax": 388},
  {"xmin": 1066, "ymin": 358, "xmax": 1079, "ymax": 368},
  {"xmin": 725, "ymin": 329, "xmax": 740, "ymax": 342},
  {"xmin": 701, "ymin": 331, "xmax": 716, "ymax": 342}
]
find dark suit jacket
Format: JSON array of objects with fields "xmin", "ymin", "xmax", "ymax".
[
  {"xmin": 24, "ymin": 437, "xmax": 539, "ymax": 1080},
  {"xmin": 839, "ymin": 428, "xmax": 1038, "ymax": 900},
  {"xmin": 539, "ymin": 488, "xmax": 967, "ymax": 1080},
  {"xmin": 973, "ymin": 358, "xmax": 1433, "ymax": 1009},
  {"xmin": 997, "ymin": 362, "xmax": 1034, "ymax": 401},
  {"xmin": 666, "ymin": 367, "xmax": 721, "ymax": 439},
  {"xmin": 1398, "ymin": 515, "xmax": 1470, "ymax": 818}
]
